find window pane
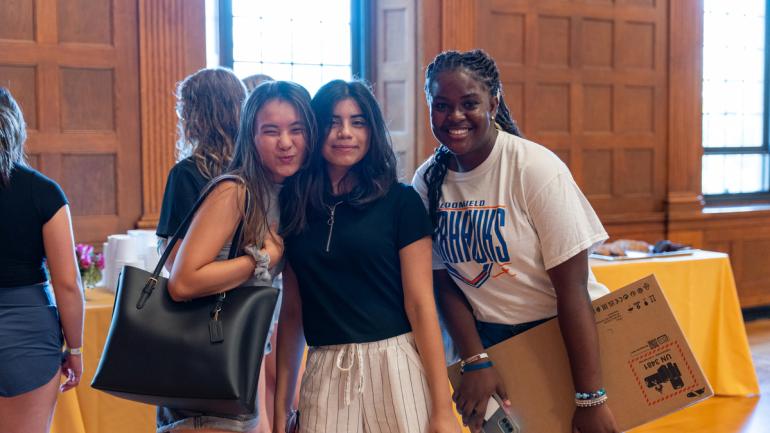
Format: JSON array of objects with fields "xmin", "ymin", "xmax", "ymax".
[
  {"xmin": 321, "ymin": 65, "xmax": 351, "ymax": 83},
  {"xmin": 702, "ymin": 154, "xmax": 770, "ymax": 194},
  {"xmin": 232, "ymin": 17, "xmax": 262, "ymax": 62},
  {"xmin": 702, "ymin": 0, "xmax": 769, "ymax": 194},
  {"xmin": 702, "ymin": 0, "xmax": 766, "ymax": 149},
  {"xmin": 321, "ymin": 23, "xmax": 351, "ymax": 66},
  {"xmin": 292, "ymin": 19, "xmax": 324, "ymax": 65},
  {"xmin": 233, "ymin": 61, "xmax": 263, "ymax": 77},
  {"xmin": 260, "ymin": 18, "xmax": 293, "ymax": 64},
  {"xmin": 261, "ymin": 62, "xmax": 294, "ymax": 81},
  {"xmin": 291, "ymin": 64, "xmax": 325, "ymax": 96},
  {"xmin": 230, "ymin": 0, "xmax": 352, "ymax": 96}
]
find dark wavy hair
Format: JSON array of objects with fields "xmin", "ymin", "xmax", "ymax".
[
  {"xmin": 281, "ymin": 79, "xmax": 397, "ymax": 235},
  {"xmin": 223, "ymin": 80, "xmax": 317, "ymax": 249},
  {"xmin": 422, "ymin": 49, "xmax": 522, "ymax": 233},
  {"xmin": 0, "ymin": 87, "xmax": 27, "ymax": 187},
  {"xmin": 176, "ymin": 67, "xmax": 246, "ymax": 180}
]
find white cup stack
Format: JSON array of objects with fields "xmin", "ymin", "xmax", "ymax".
[
  {"xmin": 99, "ymin": 241, "xmax": 109, "ymax": 288},
  {"xmin": 104, "ymin": 234, "xmax": 143, "ymax": 292},
  {"xmin": 128, "ymin": 229, "xmax": 168, "ymax": 277}
]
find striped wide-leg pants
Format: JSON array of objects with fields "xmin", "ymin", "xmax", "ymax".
[{"xmin": 297, "ymin": 332, "xmax": 432, "ymax": 433}]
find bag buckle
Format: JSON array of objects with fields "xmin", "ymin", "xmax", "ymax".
[
  {"xmin": 135, "ymin": 277, "xmax": 158, "ymax": 309},
  {"xmin": 208, "ymin": 293, "xmax": 226, "ymax": 343}
]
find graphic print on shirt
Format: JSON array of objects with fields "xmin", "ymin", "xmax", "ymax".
[{"xmin": 436, "ymin": 200, "xmax": 511, "ymax": 288}]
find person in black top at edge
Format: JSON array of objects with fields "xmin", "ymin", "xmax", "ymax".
[
  {"xmin": 0, "ymin": 87, "xmax": 84, "ymax": 433},
  {"xmin": 273, "ymin": 80, "xmax": 461, "ymax": 433},
  {"xmin": 156, "ymin": 67, "xmax": 247, "ymax": 270}
]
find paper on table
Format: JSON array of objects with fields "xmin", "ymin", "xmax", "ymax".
[{"xmin": 590, "ymin": 249, "xmax": 696, "ymax": 261}]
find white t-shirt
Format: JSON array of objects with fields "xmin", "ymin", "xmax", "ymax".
[{"xmin": 412, "ymin": 131, "xmax": 609, "ymax": 324}]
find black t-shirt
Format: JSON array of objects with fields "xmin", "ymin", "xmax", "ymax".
[
  {"xmin": 0, "ymin": 166, "xmax": 68, "ymax": 287},
  {"xmin": 156, "ymin": 157, "xmax": 210, "ymax": 238},
  {"xmin": 285, "ymin": 183, "xmax": 433, "ymax": 346}
]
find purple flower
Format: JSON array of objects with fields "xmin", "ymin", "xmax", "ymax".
[
  {"xmin": 95, "ymin": 253, "xmax": 105, "ymax": 270},
  {"xmin": 79, "ymin": 254, "xmax": 92, "ymax": 270}
]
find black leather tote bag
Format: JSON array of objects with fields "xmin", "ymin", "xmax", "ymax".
[{"xmin": 91, "ymin": 179, "xmax": 279, "ymax": 416}]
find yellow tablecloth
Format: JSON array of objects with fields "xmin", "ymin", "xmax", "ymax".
[
  {"xmin": 591, "ymin": 250, "xmax": 760, "ymax": 396},
  {"xmin": 51, "ymin": 289, "xmax": 155, "ymax": 433}
]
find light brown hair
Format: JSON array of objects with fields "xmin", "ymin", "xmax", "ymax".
[{"xmin": 176, "ymin": 67, "xmax": 247, "ymax": 180}]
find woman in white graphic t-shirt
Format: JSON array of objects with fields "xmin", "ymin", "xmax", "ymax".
[{"xmin": 412, "ymin": 49, "xmax": 620, "ymax": 433}]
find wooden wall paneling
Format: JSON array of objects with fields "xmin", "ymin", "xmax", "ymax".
[
  {"xmin": 58, "ymin": 0, "xmax": 113, "ymax": 44},
  {"xmin": 475, "ymin": 0, "xmax": 668, "ymax": 225},
  {"xmin": 418, "ymin": 0, "xmax": 442, "ymax": 164},
  {"xmin": 0, "ymin": 0, "xmax": 35, "ymax": 41},
  {"xmin": 666, "ymin": 0, "xmax": 705, "ymax": 218},
  {"xmin": 375, "ymin": 0, "xmax": 418, "ymax": 179},
  {"xmin": 418, "ymin": 0, "xmax": 478, "ymax": 166},
  {"xmin": 0, "ymin": 0, "xmax": 141, "ymax": 244},
  {"xmin": 61, "ymin": 154, "xmax": 117, "ymax": 216},
  {"xmin": 442, "ymin": 0, "xmax": 476, "ymax": 51},
  {"xmin": 602, "ymin": 220, "xmax": 666, "ymax": 244},
  {"xmin": 0, "ymin": 65, "xmax": 38, "ymax": 129},
  {"xmin": 136, "ymin": 0, "xmax": 206, "ymax": 229},
  {"xmin": 59, "ymin": 67, "xmax": 115, "ymax": 131}
]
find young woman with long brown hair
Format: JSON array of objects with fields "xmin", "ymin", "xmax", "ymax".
[{"xmin": 156, "ymin": 81, "xmax": 316, "ymax": 433}]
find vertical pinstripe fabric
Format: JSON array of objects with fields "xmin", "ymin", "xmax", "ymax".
[{"xmin": 297, "ymin": 333, "xmax": 431, "ymax": 433}]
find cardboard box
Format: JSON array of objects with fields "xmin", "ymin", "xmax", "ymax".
[{"xmin": 448, "ymin": 274, "xmax": 713, "ymax": 432}]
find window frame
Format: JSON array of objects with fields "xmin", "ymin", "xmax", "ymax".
[
  {"xmin": 216, "ymin": 0, "xmax": 372, "ymax": 83},
  {"xmin": 703, "ymin": 0, "xmax": 770, "ymax": 203}
]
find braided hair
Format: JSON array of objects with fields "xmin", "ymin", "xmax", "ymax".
[{"xmin": 422, "ymin": 49, "xmax": 522, "ymax": 233}]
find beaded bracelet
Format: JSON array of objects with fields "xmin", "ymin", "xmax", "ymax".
[
  {"xmin": 575, "ymin": 394, "xmax": 608, "ymax": 407},
  {"xmin": 575, "ymin": 388, "xmax": 608, "ymax": 407},
  {"xmin": 575, "ymin": 388, "xmax": 606, "ymax": 400},
  {"xmin": 460, "ymin": 360, "xmax": 493, "ymax": 374}
]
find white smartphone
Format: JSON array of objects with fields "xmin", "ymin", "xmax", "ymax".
[{"xmin": 482, "ymin": 394, "xmax": 520, "ymax": 433}]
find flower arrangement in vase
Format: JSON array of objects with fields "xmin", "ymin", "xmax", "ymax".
[{"xmin": 76, "ymin": 243, "xmax": 105, "ymax": 290}]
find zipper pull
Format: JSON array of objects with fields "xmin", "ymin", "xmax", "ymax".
[{"xmin": 325, "ymin": 201, "xmax": 342, "ymax": 252}]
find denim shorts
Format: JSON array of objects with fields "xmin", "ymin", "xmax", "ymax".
[
  {"xmin": 156, "ymin": 409, "xmax": 259, "ymax": 433},
  {"xmin": 0, "ymin": 282, "xmax": 63, "ymax": 397}
]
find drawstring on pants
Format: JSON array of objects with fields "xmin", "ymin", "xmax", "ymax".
[{"xmin": 335, "ymin": 343, "xmax": 365, "ymax": 406}]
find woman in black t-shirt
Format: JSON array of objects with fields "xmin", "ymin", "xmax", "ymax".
[
  {"xmin": 273, "ymin": 80, "xmax": 460, "ymax": 433},
  {"xmin": 0, "ymin": 87, "xmax": 84, "ymax": 433},
  {"xmin": 156, "ymin": 67, "xmax": 247, "ymax": 270}
]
